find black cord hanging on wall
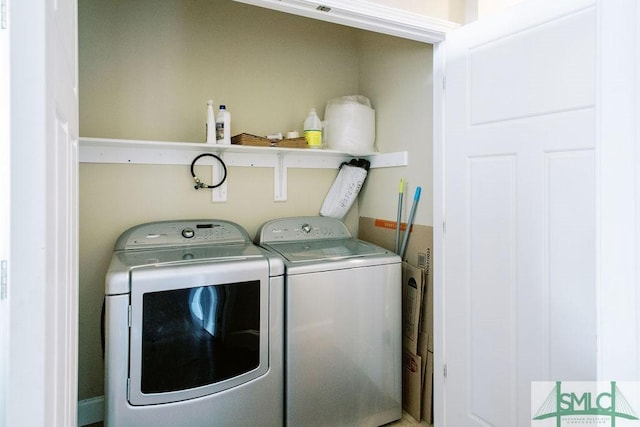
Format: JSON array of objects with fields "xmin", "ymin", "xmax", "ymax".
[{"xmin": 190, "ymin": 153, "xmax": 228, "ymax": 190}]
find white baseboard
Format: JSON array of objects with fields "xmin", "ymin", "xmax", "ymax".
[{"xmin": 78, "ymin": 395, "xmax": 104, "ymax": 426}]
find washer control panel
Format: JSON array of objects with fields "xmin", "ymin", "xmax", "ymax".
[
  {"xmin": 257, "ymin": 216, "xmax": 352, "ymax": 243},
  {"xmin": 115, "ymin": 220, "xmax": 251, "ymax": 250}
]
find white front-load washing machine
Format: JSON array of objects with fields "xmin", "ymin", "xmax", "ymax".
[
  {"xmin": 256, "ymin": 216, "xmax": 402, "ymax": 427},
  {"xmin": 104, "ymin": 219, "xmax": 283, "ymax": 427}
]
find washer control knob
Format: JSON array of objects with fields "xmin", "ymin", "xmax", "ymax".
[
  {"xmin": 301, "ymin": 223, "xmax": 311, "ymax": 234},
  {"xmin": 181, "ymin": 228, "xmax": 195, "ymax": 238}
]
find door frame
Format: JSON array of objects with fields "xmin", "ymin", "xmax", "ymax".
[
  {"xmin": 594, "ymin": 0, "xmax": 640, "ymax": 381},
  {"xmin": 432, "ymin": 39, "xmax": 446, "ymax": 427},
  {"xmin": 7, "ymin": 0, "xmax": 79, "ymax": 425},
  {"xmin": 0, "ymin": 4, "xmax": 10, "ymax": 426}
]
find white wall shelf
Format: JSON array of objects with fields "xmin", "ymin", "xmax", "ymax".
[{"xmin": 79, "ymin": 137, "xmax": 408, "ymax": 202}]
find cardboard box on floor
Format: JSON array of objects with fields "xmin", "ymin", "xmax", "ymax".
[
  {"xmin": 358, "ymin": 217, "xmax": 434, "ymax": 424},
  {"xmin": 402, "ymin": 349, "xmax": 422, "ymax": 421},
  {"xmin": 423, "ymin": 350, "xmax": 434, "ymax": 424},
  {"xmin": 402, "ymin": 262, "xmax": 423, "ymax": 355},
  {"xmin": 402, "ymin": 263, "xmax": 433, "ymax": 424}
]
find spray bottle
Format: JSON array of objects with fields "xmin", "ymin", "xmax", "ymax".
[{"xmin": 206, "ymin": 100, "xmax": 216, "ymax": 144}]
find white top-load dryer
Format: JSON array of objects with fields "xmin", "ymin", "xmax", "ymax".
[
  {"xmin": 256, "ymin": 216, "xmax": 402, "ymax": 427},
  {"xmin": 104, "ymin": 219, "xmax": 283, "ymax": 427}
]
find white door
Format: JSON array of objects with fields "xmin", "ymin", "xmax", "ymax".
[
  {"xmin": 439, "ymin": 0, "xmax": 599, "ymax": 426},
  {"xmin": 7, "ymin": 0, "xmax": 78, "ymax": 425}
]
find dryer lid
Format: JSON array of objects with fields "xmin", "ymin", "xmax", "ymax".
[{"xmin": 263, "ymin": 238, "xmax": 385, "ymax": 263}]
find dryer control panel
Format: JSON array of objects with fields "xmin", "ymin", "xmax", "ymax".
[
  {"xmin": 114, "ymin": 220, "xmax": 251, "ymax": 250},
  {"xmin": 257, "ymin": 216, "xmax": 352, "ymax": 243}
]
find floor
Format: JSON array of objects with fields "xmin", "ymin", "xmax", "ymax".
[
  {"xmin": 386, "ymin": 411, "xmax": 432, "ymax": 426},
  {"xmin": 86, "ymin": 411, "xmax": 430, "ymax": 427}
]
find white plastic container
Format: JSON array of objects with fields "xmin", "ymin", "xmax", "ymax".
[
  {"xmin": 303, "ymin": 108, "xmax": 323, "ymax": 148},
  {"xmin": 323, "ymin": 95, "xmax": 375, "ymax": 155},
  {"xmin": 216, "ymin": 105, "xmax": 231, "ymax": 145},
  {"xmin": 206, "ymin": 100, "xmax": 216, "ymax": 144}
]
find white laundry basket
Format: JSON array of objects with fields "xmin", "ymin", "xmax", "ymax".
[{"xmin": 323, "ymin": 95, "xmax": 375, "ymax": 155}]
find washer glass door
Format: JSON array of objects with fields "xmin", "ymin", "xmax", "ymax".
[{"xmin": 127, "ymin": 257, "xmax": 270, "ymax": 405}]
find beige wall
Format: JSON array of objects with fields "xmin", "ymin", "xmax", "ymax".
[
  {"xmin": 357, "ymin": 31, "xmax": 433, "ymax": 226},
  {"xmin": 79, "ymin": 0, "xmax": 360, "ymax": 141},
  {"xmin": 477, "ymin": 0, "xmax": 524, "ymax": 18},
  {"xmin": 78, "ymin": 0, "xmax": 433, "ymax": 401},
  {"xmin": 371, "ymin": 0, "xmax": 523, "ymax": 24},
  {"xmin": 464, "ymin": 0, "xmax": 525, "ymax": 22},
  {"xmin": 369, "ymin": 0, "xmax": 466, "ymax": 23}
]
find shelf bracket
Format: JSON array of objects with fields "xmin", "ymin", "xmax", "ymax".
[
  {"xmin": 274, "ymin": 153, "xmax": 287, "ymax": 202},
  {"xmin": 211, "ymin": 153, "xmax": 228, "ymax": 203}
]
